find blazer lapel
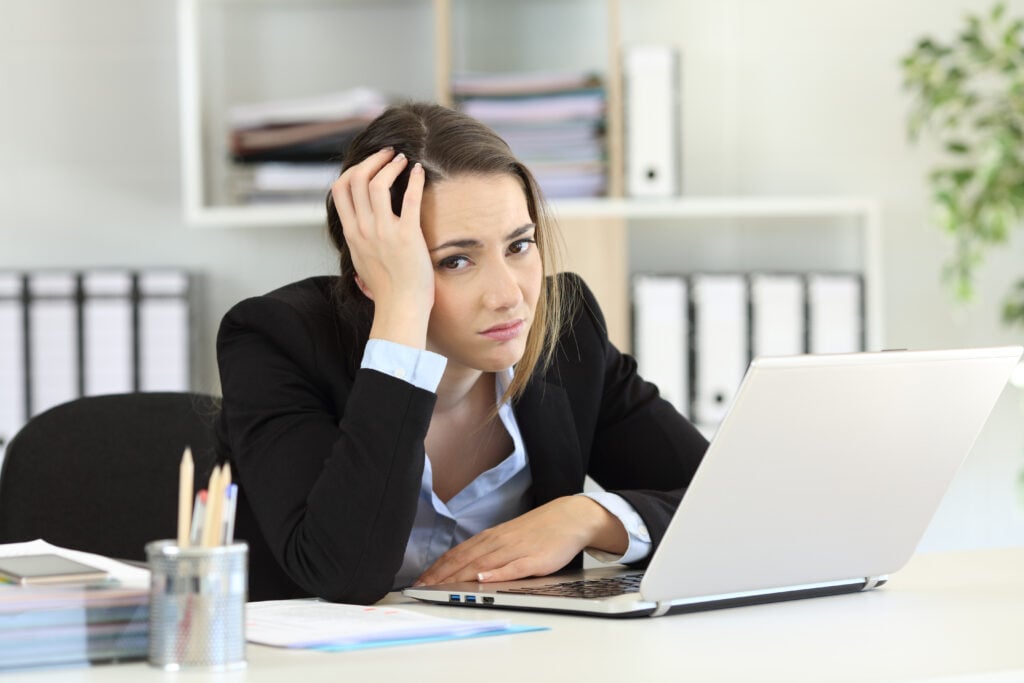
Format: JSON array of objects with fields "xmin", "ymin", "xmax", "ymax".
[{"xmin": 514, "ymin": 379, "xmax": 584, "ymax": 505}]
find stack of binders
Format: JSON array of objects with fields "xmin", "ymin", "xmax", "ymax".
[{"xmin": 632, "ymin": 271, "xmax": 865, "ymax": 434}]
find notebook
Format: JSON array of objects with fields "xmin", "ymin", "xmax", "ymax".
[{"xmin": 404, "ymin": 346, "xmax": 1023, "ymax": 617}]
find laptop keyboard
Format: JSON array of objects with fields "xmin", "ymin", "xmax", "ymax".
[{"xmin": 499, "ymin": 574, "xmax": 644, "ymax": 599}]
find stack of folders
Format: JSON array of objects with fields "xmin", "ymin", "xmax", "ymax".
[
  {"xmin": 0, "ymin": 269, "xmax": 193, "ymax": 461},
  {"xmin": 453, "ymin": 71, "xmax": 607, "ymax": 199},
  {"xmin": 0, "ymin": 542, "xmax": 150, "ymax": 671},
  {"xmin": 632, "ymin": 272, "xmax": 865, "ymax": 434},
  {"xmin": 226, "ymin": 87, "xmax": 389, "ymax": 204}
]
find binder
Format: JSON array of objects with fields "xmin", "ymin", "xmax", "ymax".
[
  {"xmin": 807, "ymin": 273, "xmax": 863, "ymax": 354},
  {"xmin": 0, "ymin": 274, "xmax": 26, "ymax": 454},
  {"xmin": 623, "ymin": 44, "xmax": 679, "ymax": 197},
  {"xmin": 138, "ymin": 271, "xmax": 191, "ymax": 392},
  {"xmin": 691, "ymin": 274, "xmax": 748, "ymax": 427},
  {"xmin": 632, "ymin": 274, "xmax": 688, "ymax": 415},
  {"xmin": 750, "ymin": 273, "xmax": 806, "ymax": 358},
  {"xmin": 82, "ymin": 271, "xmax": 134, "ymax": 396},
  {"xmin": 27, "ymin": 272, "xmax": 78, "ymax": 417}
]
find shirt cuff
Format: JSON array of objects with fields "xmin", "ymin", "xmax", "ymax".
[
  {"xmin": 579, "ymin": 492, "xmax": 652, "ymax": 564},
  {"xmin": 361, "ymin": 338, "xmax": 447, "ymax": 393}
]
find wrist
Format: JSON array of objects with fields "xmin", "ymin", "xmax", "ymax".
[
  {"xmin": 369, "ymin": 299, "xmax": 431, "ymax": 349},
  {"xmin": 570, "ymin": 496, "xmax": 628, "ymax": 556}
]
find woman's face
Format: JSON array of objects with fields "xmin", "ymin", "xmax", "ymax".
[{"xmin": 419, "ymin": 173, "xmax": 542, "ymax": 375}]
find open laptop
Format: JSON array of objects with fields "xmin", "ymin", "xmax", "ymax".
[{"xmin": 405, "ymin": 346, "xmax": 1023, "ymax": 617}]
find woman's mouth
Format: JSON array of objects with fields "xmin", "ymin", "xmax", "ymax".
[{"xmin": 480, "ymin": 319, "xmax": 525, "ymax": 341}]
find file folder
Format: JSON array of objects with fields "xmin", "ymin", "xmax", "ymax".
[
  {"xmin": 138, "ymin": 271, "xmax": 191, "ymax": 392},
  {"xmin": 82, "ymin": 271, "xmax": 134, "ymax": 396},
  {"xmin": 750, "ymin": 274, "xmax": 806, "ymax": 358},
  {"xmin": 632, "ymin": 274, "xmax": 689, "ymax": 415},
  {"xmin": 27, "ymin": 272, "xmax": 78, "ymax": 416},
  {"xmin": 623, "ymin": 44, "xmax": 679, "ymax": 197},
  {"xmin": 807, "ymin": 274, "xmax": 863, "ymax": 354},
  {"xmin": 691, "ymin": 274, "xmax": 748, "ymax": 427},
  {"xmin": 0, "ymin": 274, "xmax": 26, "ymax": 454}
]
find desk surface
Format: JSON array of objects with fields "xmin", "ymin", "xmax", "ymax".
[{"xmin": 12, "ymin": 547, "xmax": 1024, "ymax": 683}]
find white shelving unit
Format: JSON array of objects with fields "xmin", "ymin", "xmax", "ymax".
[{"xmin": 175, "ymin": 0, "xmax": 884, "ymax": 351}]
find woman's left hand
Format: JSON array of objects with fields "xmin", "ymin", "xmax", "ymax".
[{"xmin": 414, "ymin": 496, "xmax": 628, "ymax": 586}]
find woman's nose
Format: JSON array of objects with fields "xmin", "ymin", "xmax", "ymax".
[{"xmin": 483, "ymin": 262, "xmax": 523, "ymax": 310}]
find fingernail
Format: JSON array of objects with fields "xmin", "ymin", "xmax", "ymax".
[
  {"xmin": 412, "ymin": 162, "xmax": 423, "ymax": 174},
  {"xmin": 394, "ymin": 152, "xmax": 405, "ymax": 162},
  {"xmin": 477, "ymin": 572, "xmax": 490, "ymax": 582}
]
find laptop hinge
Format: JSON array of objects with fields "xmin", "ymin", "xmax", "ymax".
[
  {"xmin": 861, "ymin": 576, "xmax": 884, "ymax": 591},
  {"xmin": 651, "ymin": 601, "xmax": 672, "ymax": 617}
]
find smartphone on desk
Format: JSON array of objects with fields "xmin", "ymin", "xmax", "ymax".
[{"xmin": 0, "ymin": 554, "xmax": 111, "ymax": 585}]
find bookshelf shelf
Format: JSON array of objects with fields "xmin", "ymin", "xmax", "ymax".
[{"xmin": 176, "ymin": 0, "xmax": 883, "ymax": 352}]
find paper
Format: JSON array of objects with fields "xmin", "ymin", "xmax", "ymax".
[
  {"xmin": 246, "ymin": 599, "xmax": 535, "ymax": 650},
  {"xmin": 0, "ymin": 539, "xmax": 150, "ymax": 589}
]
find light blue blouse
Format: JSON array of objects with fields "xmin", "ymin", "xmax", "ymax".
[{"xmin": 360, "ymin": 339, "xmax": 651, "ymax": 589}]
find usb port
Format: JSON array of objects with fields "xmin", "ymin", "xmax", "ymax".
[
  {"xmin": 465, "ymin": 595, "xmax": 477, "ymax": 604},
  {"xmin": 482, "ymin": 597, "xmax": 495, "ymax": 605},
  {"xmin": 449, "ymin": 594, "xmax": 461, "ymax": 603}
]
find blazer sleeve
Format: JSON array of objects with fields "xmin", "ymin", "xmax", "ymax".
[
  {"xmin": 568, "ymin": 275, "xmax": 709, "ymax": 561},
  {"xmin": 216, "ymin": 293, "xmax": 432, "ymax": 604}
]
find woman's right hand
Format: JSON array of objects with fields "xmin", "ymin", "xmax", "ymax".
[{"xmin": 330, "ymin": 149, "xmax": 433, "ymax": 349}]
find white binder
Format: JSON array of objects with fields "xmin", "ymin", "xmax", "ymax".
[
  {"xmin": 808, "ymin": 274, "xmax": 863, "ymax": 354},
  {"xmin": 83, "ymin": 271, "xmax": 134, "ymax": 396},
  {"xmin": 623, "ymin": 44, "xmax": 679, "ymax": 197},
  {"xmin": 632, "ymin": 274, "xmax": 688, "ymax": 415},
  {"xmin": 27, "ymin": 272, "xmax": 78, "ymax": 416},
  {"xmin": 691, "ymin": 274, "xmax": 748, "ymax": 428},
  {"xmin": 0, "ymin": 273, "xmax": 26, "ymax": 453},
  {"xmin": 750, "ymin": 273, "xmax": 806, "ymax": 358},
  {"xmin": 139, "ymin": 271, "xmax": 191, "ymax": 392}
]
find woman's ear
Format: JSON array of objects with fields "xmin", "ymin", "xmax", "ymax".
[{"xmin": 354, "ymin": 274, "xmax": 374, "ymax": 301}]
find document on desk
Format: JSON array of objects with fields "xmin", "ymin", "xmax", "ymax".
[{"xmin": 246, "ymin": 599, "xmax": 544, "ymax": 652}]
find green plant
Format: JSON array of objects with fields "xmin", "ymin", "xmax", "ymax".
[{"xmin": 901, "ymin": 2, "xmax": 1024, "ymax": 325}]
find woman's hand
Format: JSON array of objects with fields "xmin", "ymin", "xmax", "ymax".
[
  {"xmin": 331, "ymin": 148, "xmax": 433, "ymax": 348},
  {"xmin": 414, "ymin": 496, "xmax": 629, "ymax": 586}
]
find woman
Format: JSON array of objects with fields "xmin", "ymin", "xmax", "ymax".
[{"xmin": 215, "ymin": 102, "xmax": 708, "ymax": 604}]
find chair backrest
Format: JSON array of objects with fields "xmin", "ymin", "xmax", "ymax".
[{"xmin": 0, "ymin": 392, "xmax": 219, "ymax": 561}]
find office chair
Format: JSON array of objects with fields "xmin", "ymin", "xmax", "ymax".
[{"xmin": 0, "ymin": 392, "xmax": 219, "ymax": 562}]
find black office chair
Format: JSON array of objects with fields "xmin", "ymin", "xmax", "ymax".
[{"xmin": 0, "ymin": 392, "xmax": 219, "ymax": 562}]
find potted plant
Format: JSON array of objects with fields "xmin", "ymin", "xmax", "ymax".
[{"xmin": 901, "ymin": 2, "xmax": 1024, "ymax": 324}]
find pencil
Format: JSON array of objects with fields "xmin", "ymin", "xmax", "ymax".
[
  {"xmin": 201, "ymin": 465, "xmax": 223, "ymax": 548},
  {"xmin": 177, "ymin": 447, "xmax": 194, "ymax": 548}
]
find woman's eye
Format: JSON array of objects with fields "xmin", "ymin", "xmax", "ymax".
[
  {"xmin": 438, "ymin": 255, "xmax": 470, "ymax": 270},
  {"xmin": 509, "ymin": 238, "xmax": 536, "ymax": 255}
]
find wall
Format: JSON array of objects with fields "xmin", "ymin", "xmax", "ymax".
[{"xmin": 1, "ymin": 0, "xmax": 1022, "ymax": 551}]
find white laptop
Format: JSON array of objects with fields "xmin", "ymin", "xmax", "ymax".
[{"xmin": 405, "ymin": 346, "xmax": 1023, "ymax": 617}]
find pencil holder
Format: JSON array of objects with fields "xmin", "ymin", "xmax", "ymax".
[{"xmin": 145, "ymin": 540, "xmax": 248, "ymax": 671}]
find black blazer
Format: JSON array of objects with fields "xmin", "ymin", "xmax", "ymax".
[{"xmin": 215, "ymin": 273, "xmax": 708, "ymax": 603}]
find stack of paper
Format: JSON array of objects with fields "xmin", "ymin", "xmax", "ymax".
[
  {"xmin": 226, "ymin": 87, "xmax": 389, "ymax": 204},
  {"xmin": 247, "ymin": 600, "xmax": 542, "ymax": 652},
  {"xmin": 452, "ymin": 71, "xmax": 607, "ymax": 199},
  {"xmin": 0, "ymin": 541, "xmax": 150, "ymax": 671}
]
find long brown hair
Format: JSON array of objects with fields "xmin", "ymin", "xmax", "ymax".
[{"xmin": 325, "ymin": 102, "xmax": 571, "ymax": 404}]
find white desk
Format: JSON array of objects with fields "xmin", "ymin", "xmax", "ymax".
[{"xmin": 13, "ymin": 547, "xmax": 1024, "ymax": 682}]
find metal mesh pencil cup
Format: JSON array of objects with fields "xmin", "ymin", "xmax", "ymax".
[{"xmin": 146, "ymin": 540, "xmax": 248, "ymax": 671}]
